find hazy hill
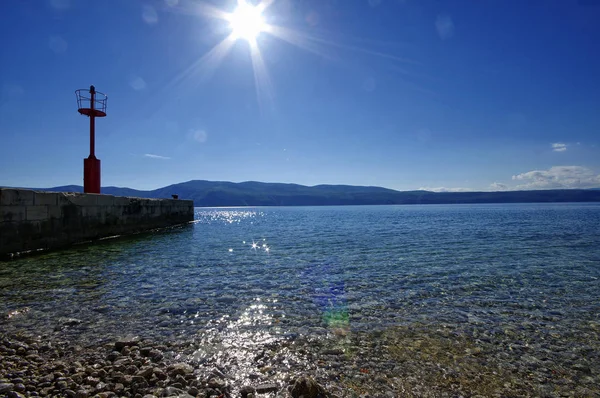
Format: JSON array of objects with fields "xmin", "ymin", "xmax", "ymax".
[
  {"xmin": 19, "ymin": 180, "xmax": 600, "ymax": 206},
  {"xmin": 42, "ymin": 185, "xmax": 150, "ymax": 197}
]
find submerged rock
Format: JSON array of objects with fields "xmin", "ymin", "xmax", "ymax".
[
  {"xmin": 161, "ymin": 386, "xmax": 193, "ymax": 397},
  {"xmin": 256, "ymin": 383, "xmax": 278, "ymax": 393},
  {"xmin": 290, "ymin": 376, "xmax": 327, "ymax": 398},
  {"xmin": 167, "ymin": 363, "xmax": 194, "ymax": 377},
  {"xmin": 114, "ymin": 337, "xmax": 139, "ymax": 351},
  {"xmin": 136, "ymin": 366, "xmax": 154, "ymax": 380},
  {"xmin": 240, "ymin": 385, "xmax": 256, "ymax": 397},
  {"xmin": 58, "ymin": 318, "xmax": 83, "ymax": 327}
]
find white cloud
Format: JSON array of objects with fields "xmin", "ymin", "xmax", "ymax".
[
  {"xmin": 142, "ymin": 5, "xmax": 158, "ymax": 24},
  {"xmin": 489, "ymin": 182, "xmax": 509, "ymax": 191},
  {"xmin": 144, "ymin": 153, "xmax": 170, "ymax": 160},
  {"xmin": 165, "ymin": 0, "xmax": 178, "ymax": 6},
  {"xmin": 512, "ymin": 166, "xmax": 600, "ymax": 189},
  {"xmin": 129, "ymin": 76, "xmax": 147, "ymax": 91},
  {"xmin": 552, "ymin": 143, "xmax": 567, "ymax": 152},
  {"xmin": 419, "ymin": 187, "xmax": 473, "ymax": 192},
  {"xmin": 189, "ymin": 129, "xmax": 208, "ymax": 143},
  {"xmin": 435, "ymin": 15, "xmax": 454, "ymax": 40}
]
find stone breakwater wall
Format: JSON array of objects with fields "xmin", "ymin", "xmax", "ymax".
[{"xmin": 0, "ymin": 188, "xmax": 194, "ymax": 258}]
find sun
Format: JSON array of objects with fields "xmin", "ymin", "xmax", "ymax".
[{"xmin": 227, "ymin": 1, "xmax": 266, "ymax": 43}]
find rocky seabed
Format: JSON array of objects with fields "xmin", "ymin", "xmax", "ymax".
[
  {"xmin": 1, "ymin": 325, "xmax": 599, "ymax": 398},
  {"xmin": 0, "ymin": 332, "xmax": 331, "ymax": 398}
]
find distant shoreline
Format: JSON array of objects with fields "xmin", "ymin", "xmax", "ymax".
[{"xmin": 4, "ymin": 180, "xmax": 600, "ymax": 207}]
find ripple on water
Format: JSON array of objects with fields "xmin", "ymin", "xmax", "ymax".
[{"xmin": 1, "ymin": 204, "xmax": 600, "ymax": 395}]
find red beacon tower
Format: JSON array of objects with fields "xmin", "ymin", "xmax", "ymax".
[{"xmin": 75, "ymin": 85, "xmax": 107, "ymax": 194}]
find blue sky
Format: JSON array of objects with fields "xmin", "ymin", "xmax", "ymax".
[{"xmin": 1, "ymin": 0, "xmax": 599, "ymax": 191}]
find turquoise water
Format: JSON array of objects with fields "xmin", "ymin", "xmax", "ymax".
[{"xmin": 1, "ymin": 203, "xmax": 600, "ymax": 394}]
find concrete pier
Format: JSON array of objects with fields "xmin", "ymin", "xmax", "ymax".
[{"xmin": 0, "ymin": 188, "xmax": 194, "ymax": 259}]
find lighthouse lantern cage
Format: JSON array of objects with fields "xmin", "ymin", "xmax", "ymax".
[{"xmin": 75, "ymin": 88, "xmax": 107, "ymax": 117}]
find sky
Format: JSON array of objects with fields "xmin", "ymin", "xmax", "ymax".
[{"xmin": 1, "ymin": 0, "xmax": 599, "ymax": 192}]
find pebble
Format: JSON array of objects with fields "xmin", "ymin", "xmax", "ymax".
[
  {"xmin": 206, "ymin": 377, "xmax": 227, "ymax": 390},
  {"xmin": 321, "ymin": 348, "xmax": 344, "ymax": 355},
  {"xmin": 0, "ymin": 383, "xmax": 15, "ymax": 393},
  {"xmin": 255, "ymin": 383, "xmax": 279, "ymax": 393},
  {"xmin": 13, "ymin": 383, "xmax": 26, "ymax": 392},
  {"xmin": 137, "ymin": 367, "xmax": 154, "ymax": 379},
  {"xmin": 154, "ymin": 368, "xmax": 168, "ymax": 380},
  {"xmin": 58, "ymin": 318, "xmax": 82, "ymax": 327},
  {"xmin": 572, "ymin": 363, "xmax": 592, "ymax": 374},
  {"xmin": 161, "ymin": 386, "xmax": 185, "ymax": 396},
  {"xmin": 114, "ymin": 337, "xmax": 140, "ymax": 351},
  {"xmin": 240, "ymin": 385, "xmax": 255, "ymax": 397},
  {"xmin": 290, "ymin": 376, "xmax": 326, "ymax": 398}
]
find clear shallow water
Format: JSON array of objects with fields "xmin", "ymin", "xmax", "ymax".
[{"xmin": 2, "ymin": 203, "xmax": 600, "ymax": 394}]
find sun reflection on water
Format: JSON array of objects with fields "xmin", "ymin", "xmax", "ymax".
[
  {"xmin": 189, "ymin": 297, "xmax": 309, "ymax": 392},
  {"xmin": 195, "ymin": 209, "xmax": 263, "ymax": 224},
  {"xmin": 246, "ymin": 238, "xmax": 271, "ymax": 254}
]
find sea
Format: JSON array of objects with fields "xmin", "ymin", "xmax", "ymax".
[{"xmin": 1, "ymin": 203, "xmax": 599, "ymax": 396}]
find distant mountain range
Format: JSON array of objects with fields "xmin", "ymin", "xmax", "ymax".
[{"xmin": 16, "ymin": 180, "xmax": 600, "ymax": 206}]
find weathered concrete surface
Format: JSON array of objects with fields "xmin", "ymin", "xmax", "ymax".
[{"xmin": 0, "ymin": 188, "xmax": 194, "ymax": 258}]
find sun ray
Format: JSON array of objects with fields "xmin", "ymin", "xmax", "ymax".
[
  {"xmin": 248, "ymin": 39, "xmax": 275, "ymax": 114},
  {"xmin": 168, "ymin": 33, "xmax": 237, "ymax": 91},
  {"xmin": 267, "ymin": 25, "xmax": 420, "ymax": 71},
  {"xmin": 175, "ymin": 0, "xmax": 232, "ymax": 21},
  {"xmin": 255, "ymin": 0, "xmax": 275, "ymax": 14},
  {"xmin": 266, "ymin": 25, "xmax": 339, "ymax": 61},
  {"xmin": 301, "ymin": 33, "xmax": 419, "ymax": 66},
  {"xmin": 157, "ymin": 0, "xmax": 428, "ymax": 114},
  {"xmin": 266, "ymin": 25, "xmax": 434, "ymax": 95}
]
